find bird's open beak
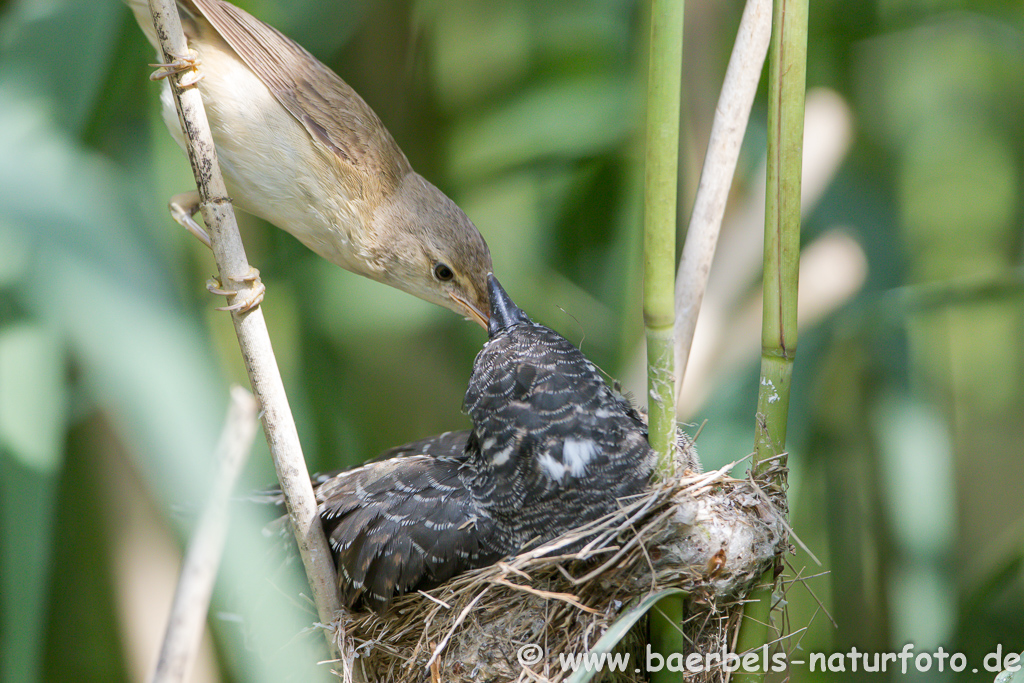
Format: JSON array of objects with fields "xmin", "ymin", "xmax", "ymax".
[{"xmin": 449, "ymin": 291, "xmax": 489, "ymax": 330}]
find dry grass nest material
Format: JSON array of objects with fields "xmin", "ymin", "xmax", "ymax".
[{"xmin": 331, "ymin": 455, "xmax": 791, "ymax": 683}]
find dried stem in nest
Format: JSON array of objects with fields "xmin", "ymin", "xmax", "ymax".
[
  {"xmin": 145, "ymin": 0, "xmax": 344, "ymax": 663},
  {"xmin": 152, "ymin": 386, "xmax": 258, "ymax": 683},
  {"xmin": 673, "ymin": 0, "xmax": 772, "ymax": 402}
]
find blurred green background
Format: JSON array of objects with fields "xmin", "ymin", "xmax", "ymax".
[{"xmin": 1, "ymin": 0, "xmax": 1022, "ymax": 681}]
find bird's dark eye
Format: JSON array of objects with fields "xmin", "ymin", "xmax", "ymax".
[{"xmin": 433, "ymin": 263, "xmax": 454, "ymax": 282}]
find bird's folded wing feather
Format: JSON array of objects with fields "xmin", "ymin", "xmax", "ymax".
[
  {"xmin": 317, "ymin": 455, "xmax": 511, "ymax": 612},
  {"xmin": 185, "ymin": 0, "xmax": 411, "ymax": 191}
]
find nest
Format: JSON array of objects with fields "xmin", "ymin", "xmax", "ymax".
[{"xmin": 326, "ymin": 454, "xmax": 791, "ymax": 683}]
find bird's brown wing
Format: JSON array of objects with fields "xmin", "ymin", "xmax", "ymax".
[
  {"xmin": 316, "ymin": 455, "xmax": 513, "ymax": 613},
  {"xmin": 184, "ymin": 0, "xmax": 411, "ymax": 193}
]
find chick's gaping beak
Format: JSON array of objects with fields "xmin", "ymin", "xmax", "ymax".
[{"xmin": 449, "ymin": 291, "xmax": 489, "ymax": 330}]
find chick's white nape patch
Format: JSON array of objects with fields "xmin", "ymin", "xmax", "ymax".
[
  {"xmin": 537, "ymin": 452, "xmax": 565, "ymax": 482},
  {"xmin": 562, "ymin": 438, "xmax": 598, "ymax": 477},
  {"xmin": 489, "ymin": 445, "xmax": 513, "ymax": 467}
]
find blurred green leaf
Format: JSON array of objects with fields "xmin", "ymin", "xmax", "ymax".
[
  {"xmin": 856, "ymin": 18, "xmax": 1024, "ymax": 150},
  {"xmin": 995, "ymin": 655, "xmax": 1024, "ymax": 683},
  {"xmin": 0, "ymin": 84, "xmax": 221, "ymax": 488},
  {"xmin": 253, "ymin": 0, "xmax": 366, "ymax": 55},
  {"xmin": 873, "ymin": 394, "xmax": 956, "ymax": 647},
  {"xmin": 0, "ymin": 323, "xmax": 66, "ymax": 471},
  {"xmin": 427, "ymin": 0, "xmax": 531, "ymax": 111},
  {"xmin": 306, "ymin": 259, "xmax": 447, "ymax": 337},
  {"xmin": 899, "ymin": 119, "xmax": 1017, "ymax": 281},
  {"xmin": 0, "ymin": 0, "xmax": 122, "ymax": 133},
  {"xmin": 0, "ymin": 323, "xmax": 66, "ymax": 683},
  {"xmin": 0, "ymin": 220, "xmax": 31, "ymax": 287},
  {"xmin": 0, "ymin": 79, "xmax": 331, "ymax": 682},
  {"xmin": 448, "ymin": 74, "xmax": 636, "ymax": 180},
  {"xmin": 566, "ymin": 588, "xmax": 687, "ymax": 683}
]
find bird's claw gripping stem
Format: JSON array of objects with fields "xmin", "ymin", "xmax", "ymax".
[
  {"xmin": 169, "ymin": 192, "xmax": 211, "ymax": 248},
  {"xmin": 166, "ymin": 194, "xmax": 261, "ymax": 312},
  {"xmin": 207, "ymin": 267, "xmax": 265, "ymax": 312},
  {"xmin": 150, "ymin": 49, "xmax": 204, "ymax": 87}
]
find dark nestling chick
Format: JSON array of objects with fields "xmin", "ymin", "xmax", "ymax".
[
  {"xmin": 459, "ymin": 276, "xmax": 661, "ymax": 550},
  {"xmin": 310, "ymin": 275, "xmax": 689, "ymax": 613}
]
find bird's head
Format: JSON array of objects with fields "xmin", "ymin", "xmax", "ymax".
[{"xmin": 373, "ymin": 173, "xmax": 491, "ymax": 328}]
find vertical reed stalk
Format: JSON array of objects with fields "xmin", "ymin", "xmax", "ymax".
[
  {"xmin": 733, "ymin": 0, "xmax": 807, "ymax": 679},
  {"xmin": 643, "ymin": 0, "xmax": 685, "ymax": 678},
  {"xmin": 644, "ymin": 1, "xmax": 683, "ymax": 480},
  {"xmin": 753, "ymin": 0, "xmax": 806, "ymax": 477}
]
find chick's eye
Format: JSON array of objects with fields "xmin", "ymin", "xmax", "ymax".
[{"xmin": 433, "ymin": 263, "xmax": 454, "ymax": 282}]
